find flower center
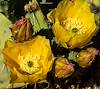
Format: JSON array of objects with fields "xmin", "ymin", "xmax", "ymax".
[
  {"xmin": 61, "ymin": 18, "xmax": 84, "ymax": 32},
  {"xmin": 18, "ymin": 53, "xmax": 40, "ymax": 74},
  {"xmin": 72, "ymin": 28, "xmax": 78, "ymax": 33},
  {"xmin": 27, "ymin": 60, "xmax": 33, "ymax": 67}
]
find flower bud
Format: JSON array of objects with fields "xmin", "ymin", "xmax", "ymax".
[
  {"xmin": 76, "ymin": 48, "xmax": 99, "ymax": 68},
  {"xmin": 24, "ymin": 1, "xmax": 38, "ymax": 12},
  {"xmin": 55, "ymin": 57, "xmax": 74, "ymax": 78},
  {"xmin": 10, "ymin": 17, "xmax": 33, "ymax": 42}
]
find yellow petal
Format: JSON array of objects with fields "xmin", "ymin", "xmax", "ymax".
[
  {"xmin": 49, "ymin": 0, "xmax": 96, "ymax": 49},
  {"xmin": 3, "ymin": 36, "xmax": 54, "ymax": 83}
]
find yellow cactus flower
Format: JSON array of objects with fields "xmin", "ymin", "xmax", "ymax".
[
  {"xmin": 3, "ymin": 36, "xmax": 54, "ymax": 83},
  {"xmin": 48, "ymin": 0, "xmax": 96, "ymax": 49}
]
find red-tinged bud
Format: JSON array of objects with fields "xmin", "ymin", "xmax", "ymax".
[
  {"xmin": 76, "ymin": 48, "xmax": 99, "ymax": 68},
  {"xmin": 55, "ymin": 57, "xmax": 74, "ymax": 78},
  {"xmin": 10, "ymin": 17, "xmax": 33, "ymax": 42}
]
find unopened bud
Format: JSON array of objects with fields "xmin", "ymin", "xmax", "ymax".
[
  {"xmin": 76, "ymin": 48, "xmax": 99, "ymax": 68},
  {"xmin": 10, "ymin": 17, "xmax": 33, "ymax": 42},
  {"xmin": 55, "ymin": 57, "xmax": 74, "ymax": 78}
]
